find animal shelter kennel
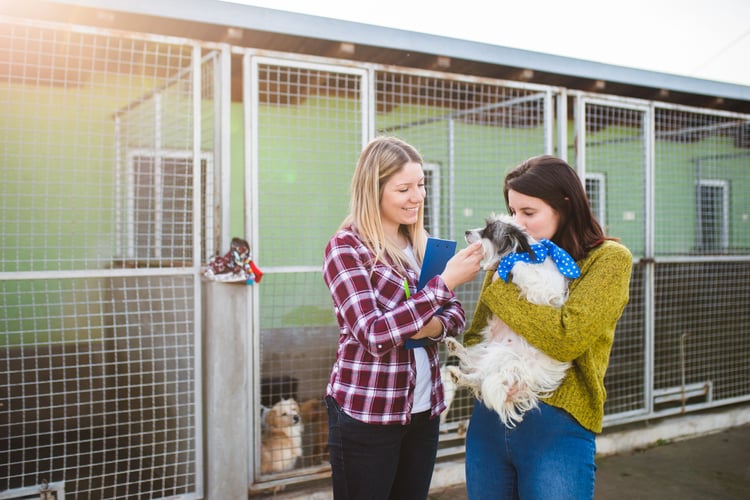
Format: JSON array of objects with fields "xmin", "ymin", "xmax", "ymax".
[{"xmin": 1, "ymin": 2, "xmax": 750, "ymax": 498}]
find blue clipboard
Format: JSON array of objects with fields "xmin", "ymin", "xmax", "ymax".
[
  {"xmin": 405, "ymin": 237, "xmax": 457, "ymax": 349},
  {"xmin": 417, "ymin": 238, "xmax": 457, "ymax": 290}
]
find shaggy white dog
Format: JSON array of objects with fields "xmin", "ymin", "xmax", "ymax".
[{"xmin": 444, "ymin": 214, "xmax": 580, "ymax": 426}]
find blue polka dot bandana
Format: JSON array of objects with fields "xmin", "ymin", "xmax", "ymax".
[{"xmin": 497, "ymin": 239, "xmax": 581, "ymax": 282}]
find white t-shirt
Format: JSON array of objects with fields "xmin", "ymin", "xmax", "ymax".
[{"xmin": 402, "ymin": 244, "xmax": 432, "ymax": 414}]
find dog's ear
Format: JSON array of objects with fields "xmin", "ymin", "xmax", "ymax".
[{"xmin": 506, "ymin": 224, "xmax": 536, "ymax": 258}]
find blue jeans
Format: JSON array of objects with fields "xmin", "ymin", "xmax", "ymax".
[
  {"xmin": 325, "ymin": 396, "xmax": 440, "ymax": 500},
  {"xmin": 465, "ymin": 400, "xmax": 596, "ymax": 500}
]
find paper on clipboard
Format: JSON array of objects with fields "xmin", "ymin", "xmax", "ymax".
[{"xmin": 405, "ymin": 237, "xmax": 457, "ymax": 349}]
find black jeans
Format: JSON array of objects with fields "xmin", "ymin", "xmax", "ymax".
[{"xmin": 325, "ymin": 396, "xmax": 440, "ymax": 500}]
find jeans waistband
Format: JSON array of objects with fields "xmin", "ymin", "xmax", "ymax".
[{"xmin": 411, "ymin": 410, "xmax": 431, "ymax": 423}]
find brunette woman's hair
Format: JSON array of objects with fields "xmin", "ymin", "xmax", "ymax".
[
  {"xmin": 341, "ymin": 136, "xmax": 427, "ymax": 274},
  {"xmin": 503, "ymin": 155, "xmax": 616, "ymax": 261}
]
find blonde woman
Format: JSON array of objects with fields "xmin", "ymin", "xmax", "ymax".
[{"xmin": 322, "ymin": 136, "xmax": 483, "ymax": 499}]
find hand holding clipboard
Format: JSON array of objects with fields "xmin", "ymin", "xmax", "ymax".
[{"xmin": 405, "ymin": 237, "xmax": 457, "ymax": 349}]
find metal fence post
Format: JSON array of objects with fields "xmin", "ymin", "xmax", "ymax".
[{"xmin": 203, "ymin": 281, "xmax": 252, "ymax": 498}]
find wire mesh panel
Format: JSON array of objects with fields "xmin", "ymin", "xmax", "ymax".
[
  {"xmin": 248, "ymin": 56, "xmax": 367, "ymax": 480},
  {"xmin": 650, "ymin": 105, "xmax": 750, "ymax": 415},
  {"xmin": 576, "ymin": 99, "xmax": 649, "ymax": 419},
  {"xmin": 578, "ymin": 95, "xmax": 750, "ymax": 424},
  {"xmin": 578, "ymin": 100, "xmax": 647, "ymax": 256},
  {"xmin": 375, "ymin": 69, "xmax": 555, "ymax": 440},
  {"xmin": 653, "ymin": 262, "xmax": 750, "ymax": 409},
  {"xmin": 247, "ymin": 58, "xmax": 558, "ymax": 488},
  {"xmin": 1, "ymin": 277, "xmax": 198, "ymax": 498},
  {"xmin": 0, "ymin": 20, "xmax": 210, "ymax": 499},
  {"xmin": 376, "ymin": 71, "xmax": 552, "ymax": 239},
  {"xmin": 604, "ymin": 264, "xmax": 647, "ymax": 418},
  {"xmin": 654, "ymin": 106, "xmax": 750, "ymax": 257}
]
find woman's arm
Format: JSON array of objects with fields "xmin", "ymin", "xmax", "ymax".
[
  {"xmin": 461, "ymin": 270, "xmax": 495, "ymax": 347},
  {"xmin": 479, "ymin": 242, "xmax": 632, "ymax": 361},
  {"xmin": 323, "ymin": 233, "xmax": 458, "ymax": 355}
]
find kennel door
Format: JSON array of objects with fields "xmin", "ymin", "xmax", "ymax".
[{"xmin": 244, "ymin": 54, "xmax": 369, "ymax": 487}]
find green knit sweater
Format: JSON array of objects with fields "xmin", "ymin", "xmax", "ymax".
[{"xmin": 463, "ymin": 240, "xmax": 633, "ymax": 433}]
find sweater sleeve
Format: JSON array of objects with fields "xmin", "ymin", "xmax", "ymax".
[
  {"xmin": 477, "ymin": 241, "xmax": 632, "ymax": 362},
  {"xmin": 462, "ymin": 270, "xmax": 496, "ymax": 347}
]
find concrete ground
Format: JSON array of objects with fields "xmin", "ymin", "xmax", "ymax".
[
  {"xmin": 259, "ymin": 405, "xmax": 750, "ymax": 499},
  {"xmin": 429, "ymin": 421, "xmax": 750, "ymax": 499}
]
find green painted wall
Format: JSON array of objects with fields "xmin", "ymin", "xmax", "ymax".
[{"xmin": 3, "ymin": 83, "xmax": 750, "ymax": 340}]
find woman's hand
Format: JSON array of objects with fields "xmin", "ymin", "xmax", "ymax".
[
  {"xmin": 411, "ymin": 317, "xmax": 444, "ymax": 340},
  {"xmin": 440, "ymin": 241, "xmax": 483, "ymax": 291}
]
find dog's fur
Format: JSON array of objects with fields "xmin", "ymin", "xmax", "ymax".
[
  {"xmin": 440, "ymin": 362, "xmax": 457, "ymax": 428},
  {"xmin": 261, "ymin": 398, "xmax": 303, "ymax": 474},
  {"xmin": 299, "ymin": 397, "xmax": 329, "ymax": 463},
  {"xmin": 444, "ymin": 214, "xmax": 571, "ymax": 426}
]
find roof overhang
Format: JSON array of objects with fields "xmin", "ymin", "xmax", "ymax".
[{"xmin": 3, "ymin": 0, "xmax": 749, "ymax": 112}]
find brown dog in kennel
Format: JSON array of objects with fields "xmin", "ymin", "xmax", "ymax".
[{"xmin": 300, "ymin": 397, "xmax": 329, "ymax": 464}]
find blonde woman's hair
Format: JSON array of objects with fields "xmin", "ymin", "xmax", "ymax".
[{"xmin": 341, "ymin": 136, "xmax": 428, "ymax": 276}]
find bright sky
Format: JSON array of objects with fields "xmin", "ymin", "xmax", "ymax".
[{"xmin": 224, "ymin": 0, "xmax": 750, "ymax": 87}]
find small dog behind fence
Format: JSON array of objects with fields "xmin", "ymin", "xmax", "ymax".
[
  {"xmin": 260, "ymin": 398, "xmax": 303, "ymax": 474},
  {"xmin": 260, "ymin": 396, "xmax": 330, "ymax": 474}
]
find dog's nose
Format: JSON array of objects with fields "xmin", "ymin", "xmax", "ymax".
[{"xmin": 293, "ymin": 415, "xmax": 300, "ymax": 424}]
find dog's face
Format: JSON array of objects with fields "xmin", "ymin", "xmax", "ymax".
[
  {"xmin": 264, "ymin": 398, "xmax": 301, "ymax": 430},
  {"xmin": 465, "ymin": 214, "xmax": 536, "ymax": 270}
]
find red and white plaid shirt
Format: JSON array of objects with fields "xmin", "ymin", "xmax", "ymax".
[{"xmin": 323, "ymin": 226, "xmax": 465, "ymax": 425}]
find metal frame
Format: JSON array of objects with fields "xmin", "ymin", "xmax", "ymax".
[{"xmin": 244, "ymin": 53, "xmax": 370, "ymax": 486}]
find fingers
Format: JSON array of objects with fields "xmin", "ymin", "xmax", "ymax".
[
  {"xmin": 460, "ymin": 241, "xmax": 483, "ymax": 267},
  {"xmin": 459, "ymin": 242, "xmax": 483, "ymax": 276},
  {"xmin": 468, "ymin": 240, "xmax": 483, "ymax": 260},
  {"xmin": 458, "ymin": 240, "xmax": 482, "ymax": 257},
  {"xmin": 441, "ymin": 241, "xmax": 483, "ymax": 290}
]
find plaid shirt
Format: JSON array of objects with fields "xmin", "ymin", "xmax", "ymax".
[{"xmin": 323, "ymin": 227, "xmax": 465, "ymax": 425}]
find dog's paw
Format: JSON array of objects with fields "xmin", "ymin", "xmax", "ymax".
[
  {"xmin": 444, "ymin": 337, "xmax": 462, "ymax": 355},
  {"xmin": 445, "ymin": 365, "xmax": 462, "ymax": 384}
]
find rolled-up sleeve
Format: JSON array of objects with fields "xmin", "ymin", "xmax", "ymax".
[{"xmin": 323, "ymin": 233, "xmax": 463, "ymax": 355}]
